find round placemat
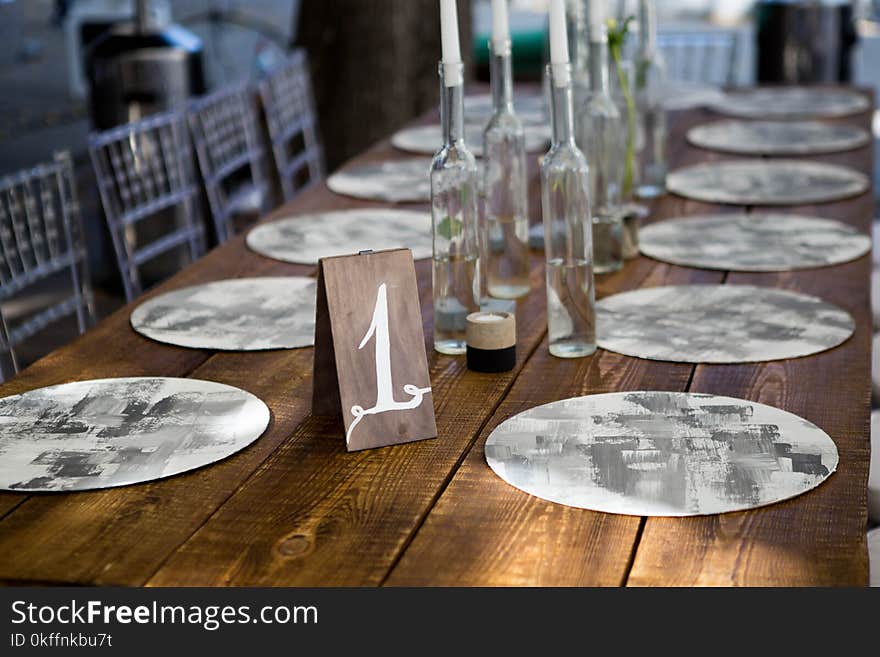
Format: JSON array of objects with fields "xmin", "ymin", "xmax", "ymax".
[
  {"xmin": 391, "ymin": 123, "xmax": 550, "ymax": 156},
  {"xmin": 485, "ymin": 391, "xmax": 838, "ymax": 516},
  {"xmin": 464, "ymin": 92, "xmax": 546, "ymax": 125},
  {"xmin": 247, "ymin": 209, "xmax": 433, "ymax": 265},
  {"xmin": 687, "ymin": 120, "xmax": 870, "ymax": 156},
  {"xmin": 711, "ymin": 87, "xmax": 869, "ymax": 119},
  {"xmin": 326, "ymin": 159, "xmax": 431, "ymax": 203},
  {"xmin": 131, "ymin": 277, "xmax": 316, "ymax": 351},
  {"xmin": 639, "ymin": 213, "xmax": 870, "ymax": 272},
  {"xmin": 660, "ymin": 80, "xmax": 727, "ymax": 111},
  {"xmin": 667, "ymin": 159, "xmax": 869, "ymax": 206},
  {"xmin": 596, "ymin": 284, "xmax": 853, "ymax": 364},
  {"xmin": 0, "ymin": 377, "xmax": 270, "ymax": 492}
]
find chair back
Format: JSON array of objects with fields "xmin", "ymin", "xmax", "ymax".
[
  {"xmin": 0, "ymin": 152, "xmax": 95, "ymax": 381},
  {"xmin": 259, "ymin": 49, "xmax": 324, "ymax": 202},
  {"xmin": 657, "ymin": 30, "xmax": 739, "ymax": 87},
  {"xmin": 187, "ymin": 82, "xmax": 268, "ymax": 243},
  {"xmin": 89, "ymin": 110, "xmax": 206, "ymax": 301}
]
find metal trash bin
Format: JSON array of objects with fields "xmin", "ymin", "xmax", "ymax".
[
  {"xmin": 756, "ymin": 0, "xmax": 858, "ymax": 84},
  {"xmin": 86, "ymin": 1, "xmax": 205, "ymax": 129},
  {"xmin": 85, "ymin": 1, "xmax": 206, "ymax": 291}
]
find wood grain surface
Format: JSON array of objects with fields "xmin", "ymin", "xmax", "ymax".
[{"xmin": 0, "ymin": 93, "xmax": 872, "ymax": 587}]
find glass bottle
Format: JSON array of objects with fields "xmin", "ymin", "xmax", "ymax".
[
  {"xmin": 431, "ymin": 61, "xmax": 480, "ymax": 355},
  {"xmin": 634, "ymin": 0, "xmax": 667, "ymax": 198},
  {"xmin": 483, "ymin": 38, "xmax": 530, "ymax": 300},
  {"xmin": 576, "ymin": 21, "xmax": 625, "ymax": 274},
  {"xmin": 541, "ymin": 62, "xmax": 596, "ymax": 359}
]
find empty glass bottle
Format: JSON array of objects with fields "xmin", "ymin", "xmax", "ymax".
[
  {"xmin": 483, "ymin": 38, "xmax": 530, "ymax": 300},
  {"xmin": 541, "ymin": 62, "xmax": 596, "ymax": 359},
  {"xmin": 576, "ymin": 21, "xmax": 625, "ymax": 274},
  {"xmin": 634, "ymin": 0, "xmax": 667, "ymax": 198},
  {"xmin": 431, "ymin": 61, "xmax": 480, "ymax": 355}
]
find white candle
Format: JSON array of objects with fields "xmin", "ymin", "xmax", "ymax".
[
  {"xmin": 548, "ymin": 0, "xmax": 570, "ymax": 85},
  {"xmin": 589, "ymin": 0, "xmax": 606, "ymax": 32},
  {"xmin": 440, "ymin": 0, "xmax": 463, "ymax": 86},
  {"xmin": 491, "ymin": 0, "xmax": 510, "ymax": 53}
]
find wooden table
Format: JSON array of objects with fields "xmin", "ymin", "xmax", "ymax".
[{"xmin": 0, "ymin": 90, "xmax": 873, "ymax": 587}]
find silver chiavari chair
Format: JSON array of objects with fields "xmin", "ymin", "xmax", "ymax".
[
  {"xmin": 258, "ymin": 49, "xmax": 324, "ymax": 202},
  {"xmin": 187, "ymin": 82, "xmax": 269, "ymax": 243},
  {"xmin": 89, "ymin": 110, "xmax": 206, "ymax": 302},
  {"xmin": 657, "ymin": 30, "xmax": 740, "ymax": 87},
  {"xmin": 0, "ymin": 151, "xmax": 95, "ymax": 381}
]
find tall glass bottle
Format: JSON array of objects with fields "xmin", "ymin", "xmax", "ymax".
[
  {"xmin": 635, "ymin": 0, "xmax": 667, "ymax": 198},
  {"xmin": 483, "ymin": 39, "xmax": 530, "ymax": 300},
  {"xmin": 542, "ymin": 63, "xmax": 596, "ymax": 359},
  {"xmin": 431, "ymin": 61, "xmax": 480, "ymax": 355},
  {"xmin": 576, "ymin": 21, "xmax": 625, "ymax": 274}
]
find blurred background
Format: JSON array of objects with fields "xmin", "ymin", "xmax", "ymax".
[{"xmin": 0, "ymin": 0, "xmax": 879, "ymax": 367}]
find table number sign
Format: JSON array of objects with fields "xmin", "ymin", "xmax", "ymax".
[{"xmin": 312, "ymin": 248, "xmax": 437, "ymax": 451}]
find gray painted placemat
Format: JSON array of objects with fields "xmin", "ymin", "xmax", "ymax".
[
  {"xmin": 639, "ymin": 213, "xmax": 871, "ymax": 272},
  {"xmin": 660, "ymin": 80, "xmax": 726, "ymax": 111},
  {"xmin": 326, "ymin": 159, "xmax": 431, "ymax": 202},
  {"xmin": 464, "ymin": 92, "xmax": 546, "ymax": 125},
  {"xmin": 667, "ymin": 159, "xmax": 869, "ymax": 206},
  {"xmin": 0, "ymin": 377, "xmax": 270, "ymax": 492},
  {"xmin": 596, "ymin": 284, "xmax": 853, "ymax": 363},
  {"xmin": 711, "ymin": 87, "xmax": 869, "ymax": 119},
  {"xmin": 687, "ymin": 120, "xmax": 870, "ymax": 156},
  {"xmin": 131, "ymin": 277, "xmax": 316, "ymax": 351},
  {"xmin": 247, "ymin": 209, "xmax": 433, "ymax": 265},
  {"xmin": 391, "ymin": 123, "xmax": 551, "ymax": 156},
  {"xmin": 485, "ymin": 391, "xmax": 838, "ymax": 516}
]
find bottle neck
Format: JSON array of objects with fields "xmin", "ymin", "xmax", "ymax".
[
  {"xmin": 548, "ymin": 66, "xmax": 575, "ymax": 147},
  {"xmin": 489, "ymin": 44, "xmax": 514, "ymax": 115},
  {"xmin": 588, "ymin": 32, "xmax": 610, "ymax": 93},
  {"xmin": 439, "ymin": 62, "xmax": 465, "ymax": 145},
  {"xmin": 638, "ymin": 0, "xmax": 657, "ymax": 54}
]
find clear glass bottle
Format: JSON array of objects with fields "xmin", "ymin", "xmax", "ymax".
[
  {"xmin": 483, "ymin": 39, "xmax": 530, "ymax": 300},
  {"xmin": 634, "ymin": 0, "xmax": 667, "ymax": 198},
  {"xmin": 541, "ymin": 62, "xmax": 596, "ymax": 359},
  {"xmin": 576, "ymin": 22, "xmax": 625, "ymax": 274},
  {"xmin": 431, "ymin": 61, "xmax": 481, "ymax": 356}
]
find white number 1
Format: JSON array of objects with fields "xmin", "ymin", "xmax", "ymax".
[{"xmin": 347, "ymin": 283, "xmax": 432, "ymax": 444}]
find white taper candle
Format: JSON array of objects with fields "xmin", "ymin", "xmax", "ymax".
[
  {"xmin": 491, "ymin": 0, "xmax": 510, "ymax": 53},
  {"xmin": 440, "ymin": 0, "xmax": 463, "ymax": 86},
  {"xmin": 589, "ymin": 0, "xmax": 607, "ymax": 34},
  {"xmin": 549, "ymin": 0, "xmax": 570, "ymax": 85}
]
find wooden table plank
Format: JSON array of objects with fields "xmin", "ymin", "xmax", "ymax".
[{"xmin": 627, "ymin": 101, "xmax": 874, "ymax": 587}]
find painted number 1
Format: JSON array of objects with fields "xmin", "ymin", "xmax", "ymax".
[{"xmin": 347, "ymin": 283, "xmax": 432, "ymax": 443}]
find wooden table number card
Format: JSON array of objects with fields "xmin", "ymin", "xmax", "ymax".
[{"xmin": 312, "ymin": 248, "xmax": 437, "ymax": 451}]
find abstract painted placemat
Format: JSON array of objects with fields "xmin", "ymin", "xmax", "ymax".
[
  {"xmin": 596, "ymin": 285, "xmax": 854, "ymax": 363},
  {"xmin": 484, "ymin": 391, "xmax": 838, "ymax": 516},
  {"xmin": 131, "ymin": 277, "xmax": 316, "ymax": 351},
  {"xmin": 687, "ymin": 120, "xmax": 870, "ymax": 156},
  {"xmin": 247, "ymin": 209, "xmax": 433, "ymax": 265},
  {"xmin": 391, "ymin": 123, "xmax": 551, "ymax": 156},
  {"xmin": 711, "ymin": 87, "xmax": 869, "ymax": 119},
  {"xmin": 639, "ymin": 213, "xmax": 871, "ymax": 272},
  {"xmin": 660, "ymin": 80, "xmax": 726, "ymax": 111},
  {"xmin": 464, "ymin": 92, "xmax": 546, "ymax": 125},
  {"xmin": 326, "ymin": 159, "xmax": 431, "ymax": 203},
  {"xmin": 667, "ymin": 160, "xmax": 869, "ymax": 206},
  {"xmin": 0, "ymin": 377, "xmax": 270, "ymax": 492}
]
